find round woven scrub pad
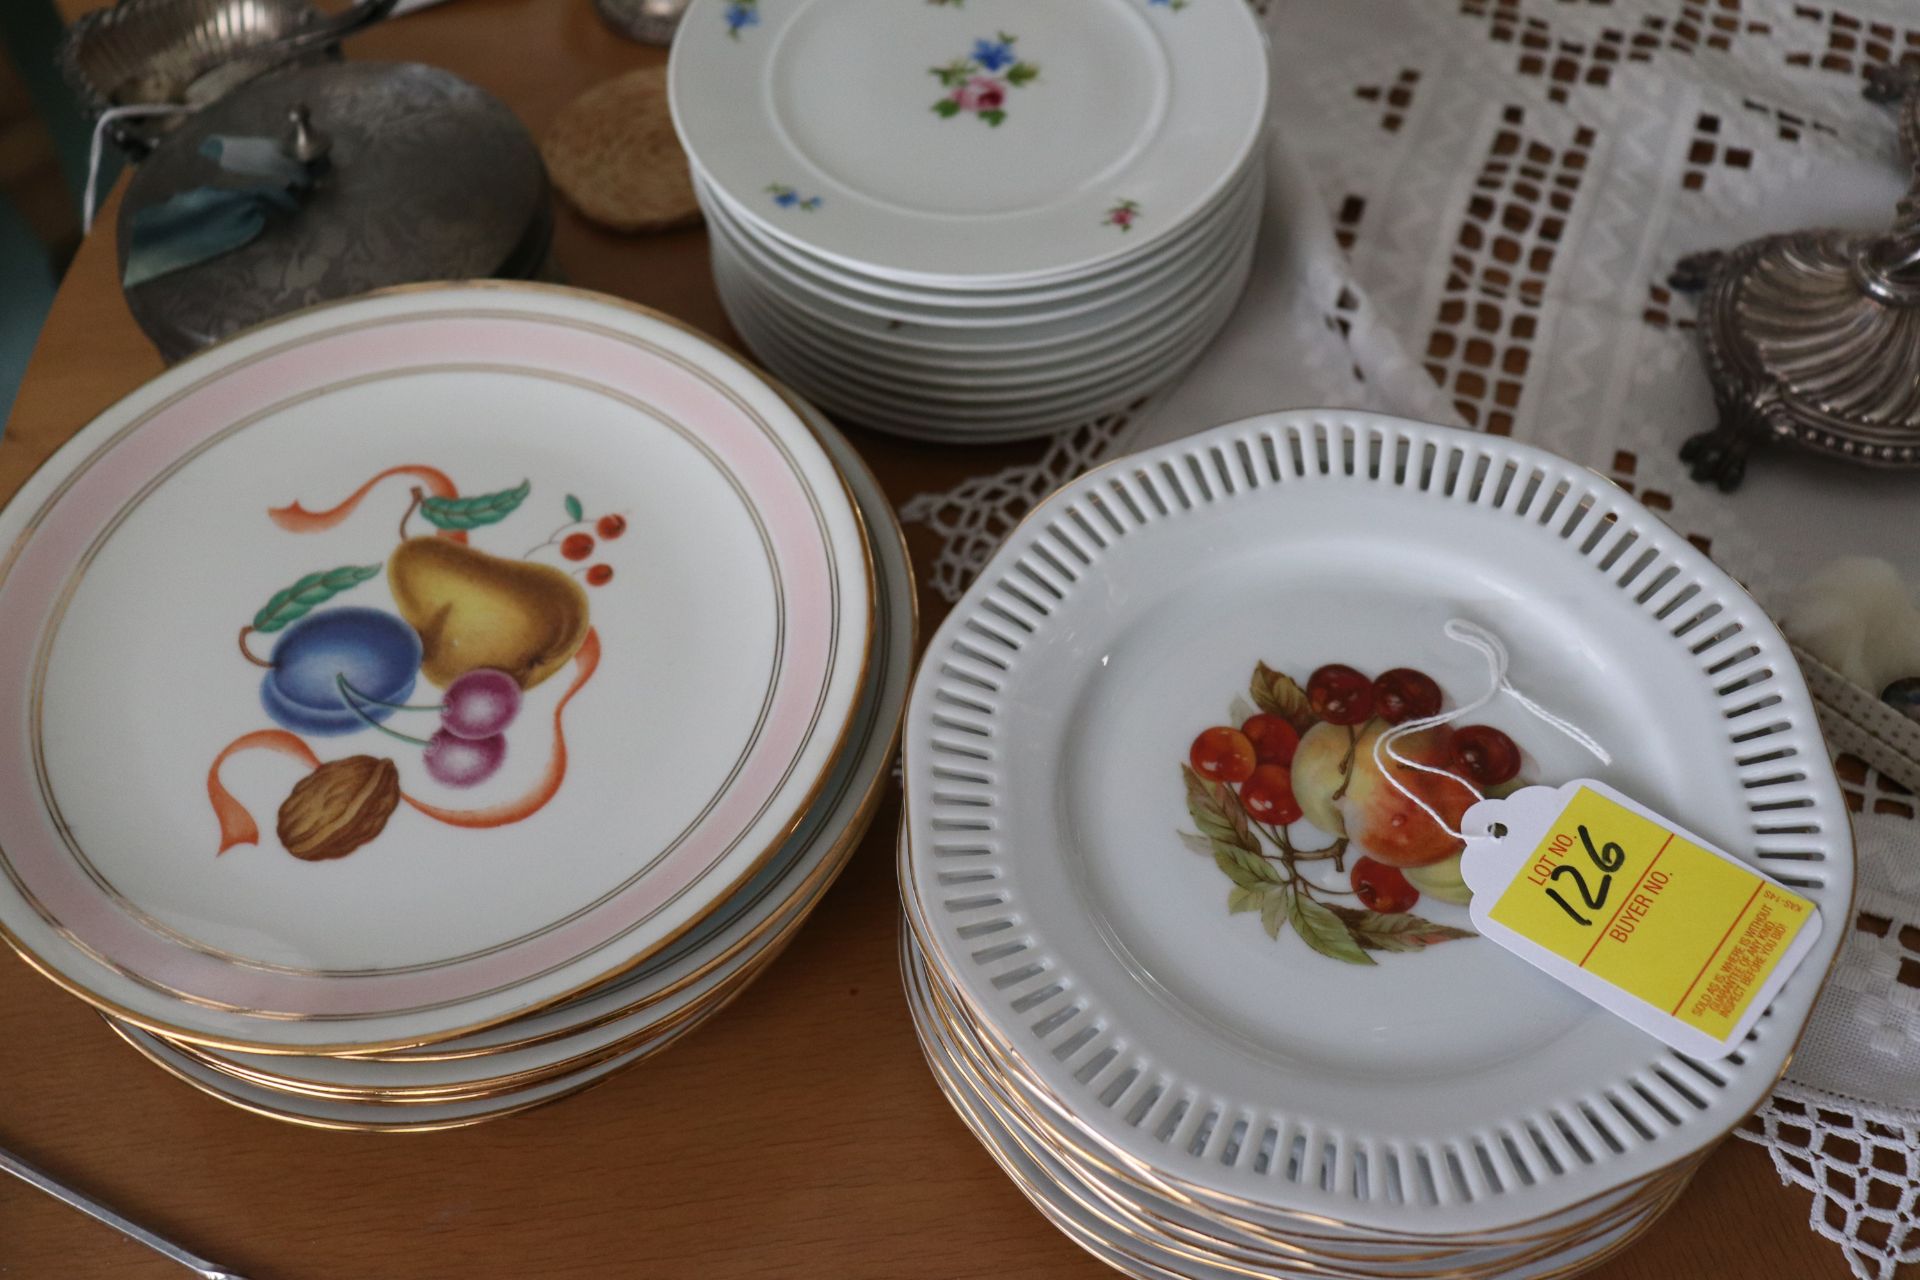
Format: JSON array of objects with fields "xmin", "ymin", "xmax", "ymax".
[{"xmin": 543, "ymin": 65, "xmax": 701, "ymax": 233}]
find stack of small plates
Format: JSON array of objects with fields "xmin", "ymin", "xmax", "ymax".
[
  {"xmin": 0, "ymin": 283, "xmax": 914, "ymax": 1130},
  {"xmin": 667, "ymin": 0, "xmax": 1270, "ymax": 444},
  {"xmin": 898, "ymin": 411, "xmax": 1852, "ymax": 1274}
]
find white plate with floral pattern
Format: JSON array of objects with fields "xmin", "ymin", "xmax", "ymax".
[
  {"xmin": 692, "ymin": 159, "xmax": 1262, "ymax": 314},
  {"xmin": 668, "ymin": 0, "xmax": 1268, "ymax": 286},
  {"xmin": 701, "ymin": 166, "xmax": 1262, "ymax": 336},
  {"xmin": 0, "ymin": 284, "xmax": 872, "ymax": 1054},
  {"xmin": 902, "ymin": 411, "xmax": 1851, "ymax": 1233}
]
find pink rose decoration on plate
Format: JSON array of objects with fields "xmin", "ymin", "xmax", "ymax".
[
  {"xmin": 953, "ymin": 76, "xmax": 1007, "ymax": 114},
  {"xmin": 930, "ymin": 33, "xmax": 1038, "ymax": 127}
]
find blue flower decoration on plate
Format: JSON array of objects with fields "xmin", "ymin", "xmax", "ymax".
[
  {"xmin": 725, "ymin": 3, "xmax": 759, "ymax": 35},
  {"xmin": 971, "ymin": 37, "xmax": 1016, "ymax": 71}
]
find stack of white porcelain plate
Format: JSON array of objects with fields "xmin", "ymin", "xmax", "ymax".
[
  {"xmin": 0, "ymin": 283, "xmax": 914, "ymax": 1130},
  {"xmin": 667, "ymin": 0, "xmax": 1270, "ymax": 444},
  {"xmin": 898, "ymin": 411, "xmax": 1852, "ymax": 1275}
]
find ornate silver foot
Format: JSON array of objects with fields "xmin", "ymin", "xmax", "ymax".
[{"xmin": 1668, "ymin": 251, "xmax": 1724, "ymax": 294}]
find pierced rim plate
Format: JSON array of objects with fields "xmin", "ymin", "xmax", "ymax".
[
  {"xmin": 0, "ymin": 283, "xmax": 873, "ymax": 1054},
  {"xmin": 668, "ymin": 0, "xmax": 1268, "ymax": 285},
  {"xmin": 902, "ymin": 411, "xmax": 1851, "ymax": 1233},
  {"xmin": 901, "ymin": 928, "xmax": 1694, "ymax": 1276}
]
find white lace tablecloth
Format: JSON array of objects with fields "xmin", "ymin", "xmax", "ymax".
[{"xmin": 905, "ymin": 2, "xmax": 1920, "ymax": 1275}]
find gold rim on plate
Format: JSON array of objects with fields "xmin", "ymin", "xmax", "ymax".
[
  {"xmin": 904, "ymin": 925, "xmax": 1698, "ymax": 1275},
  {"xmin": 906, "ymin": 932, "xmax": 1704, "ymax": 1280},
  {"xmin": 117, "ymin": 391, "xmax": 914, "ymax": 1112},
  {"xmin": 890, "ymin": 809, "xmax": 1835, "ymax": 1251},
  {"xmin": 0, "ymin": 280, "xmax": 880, "ymax": 1058}
]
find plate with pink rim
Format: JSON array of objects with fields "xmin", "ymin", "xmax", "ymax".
[
  {"xmin": 0, "ymin": 283, "xmax": 872, "ymax": 1054},
  {"xmin": 668, "ymin": 0, "xmax": 1268, "ymax": 286},
  {"xmin": 137, "ymin": 399, "xmax": 916, "ymax": 1098},
  {"xmin": 902, "ymin": 411, "xmax": 1851, "ymax": 1234}
]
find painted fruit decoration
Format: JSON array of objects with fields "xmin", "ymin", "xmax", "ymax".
[
  {"xmin": 211, "ymin": 468, "xmax": 624, "ymax": 862},
  {"xmin": 1178, "ymin": 660, "xmax": 1530, "ymax": 966}
]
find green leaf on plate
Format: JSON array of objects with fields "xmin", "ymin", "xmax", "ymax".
[
  {"xmin": 1330, "ymin": 906, "xmax": 1477, "ymax": 953},
  {"xmin": 1261, "ymin": 886, "xmax": 1292, "ymax": 940},
  {"xmin": 252, "ymin": 564, "xmax": 382, "ymax": 634},
  {"xmin": 934, "ymin": 99, "xmax": 962, "ymax": 117},
  {"xmin": 1292, "ymin": 895, "xmax": 1375, "ymax": 965},
  {"xmin": 1177, "ymin": 830, "xmax": 1215, "ymax": 856},
  {"xmin": 1227, "ymin": 885, "xmax": 1263, "ymax": 916},
  {"xmin": 1183, "ymin": 765, "xmax": 1256, "ymax": 852},
  {"xmin": 1212, "ymin": 846, "xmax": 1267, "ymax": 892},
  {"xmin": 980, "ymin": 110, "xmax": 1006, "ymax": 127},
  {"xmin": 564, "ymin": 493, "xmax": 584, "ymax": 523},
  {"xmin": 1219, "ymin": 840, "xmax": 1281, "ymax": 886},
  {"xmin": 419, "ymin": 480, "xmax": 530, "ymax": 531},
  {"xmin": 1006, "ymin": 62, "xmax": 1038, "ymax": 87},
  {"xmin": 1251, "ymin": 661, "xmax": 1316, "ymax": 732}
]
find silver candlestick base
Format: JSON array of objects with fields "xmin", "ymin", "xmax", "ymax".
[
  {"xmin": 1670, "ymin": 231, "xmax": 1920, "ymax": 490},
  {"xmin": 1671, "ymin": 63, "xmax": 1920, "ymax": 491}
]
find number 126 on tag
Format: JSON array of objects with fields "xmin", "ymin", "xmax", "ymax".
[{"xmin": 1459, "ymin": 780, "xmax": 1823, "ymax": 1060}]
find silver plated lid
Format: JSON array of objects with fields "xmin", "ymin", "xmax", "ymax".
[{"xmin": 117, "ymin": 61, "xmax": 552, "ymax": 362}]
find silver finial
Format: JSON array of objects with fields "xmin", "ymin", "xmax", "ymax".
[{"xmin": 283, "ymin": 103, "xmax": 329, "ymax": 166}]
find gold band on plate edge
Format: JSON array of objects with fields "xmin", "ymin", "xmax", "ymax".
[
  {"xmin": 904, "ymin": 926, "xmax": 1699, "ymax": 1275},
  {"xmin": 115, "ymin": 393, "xmax": 915, "ymax": 1109},
  {"xmin": 0, "ymin": 280, "xmax": 880, "ymax": 1057},
  {"xmin": 895, "ymin": 788, "xmax": 1851, "ymax": 1248}
]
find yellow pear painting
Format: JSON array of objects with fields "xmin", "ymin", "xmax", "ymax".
[
  {"xmin": 209, "ymin": 467, "xmax": 620, "ymax": 862},
  {"xmin": 388, "ymin": 537, "xmax": 590, "ymax": 691}
]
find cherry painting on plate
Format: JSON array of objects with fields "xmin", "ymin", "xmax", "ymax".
[
  {"xmin": 206, "ymin": 467, "xmax": 627, "ymax": 864},
  {"xmin": 1180, "ymin": 661, "xmax": 1529, "ymax": 965}
]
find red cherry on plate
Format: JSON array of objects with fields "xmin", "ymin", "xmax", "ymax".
[
  {"xmin": 1240, "ymin": 713, "xmax": 1299, "ymax": 766},
  {"xmin": 1373, "ymin": 668, "xmax": 1442, "ymax": 725},
  {"xmin": 424, "ymin": 730, "xmax": 505, "ymax": 788},
  {"xmin": 1308, "ymin": 664, "xmax": 1375, "ymax": 725},
  {"xmin": 561, "ymin": 532, "xmax": 595, "ymax": 561},
  {"xmin": 441, "ymin": 668, "xmax": 521, "ymax": 740},
  {"xmin": 586, "ymin": 564, "xmax": 614, "ymax": 587},
  {"xmin": 1351, "ymin": 857, "xmax": 1419, "ymax": 913},
  {"xmin": 1240, "ymin": 764, "xmax": 1303, "ymax": 825},
  {"xmin": 1190, "ymin": 726, "xmax": 1256, "ymax": 783},
  {"xmin": 597, "ymin": 514, "xmax": 627, "ymax": 540},
  {"xmin": 1455, "ymin": 725, "xmax": 1521, "ymax": 786}
]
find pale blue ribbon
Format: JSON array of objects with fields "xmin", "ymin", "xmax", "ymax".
[{"xmin": 122, "ymin": 136, "xmax": 314, "ymax": 288}]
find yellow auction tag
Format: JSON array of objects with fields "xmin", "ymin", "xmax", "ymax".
[{"xmin": 1459, "ymin": 780, "xmax": 1821, "ymax": 1059}]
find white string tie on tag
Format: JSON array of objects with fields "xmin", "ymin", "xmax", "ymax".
[
  {"xmin": 82, "ymin": 104, "xmax": 202, "ymax": 235},
  {"xmin": 1373, "ymin": 619, "xmax": 1612, "ymax": 841}
]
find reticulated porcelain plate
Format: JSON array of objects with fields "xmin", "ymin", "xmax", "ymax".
[
  {"xmin": 900, "ymin": 928, "xmax": 1688, "ymax": 1278},
  {"xmin": 902, "ymin": 412, "xmax": 1851, "ymax": 1234},
  {"xmin": 667, "ymin": 0, "xmax": 1268, "ymax": 284},
  {"xmin": 0, "ymin": 284, "xmax": 872, "ymax": 1053}
]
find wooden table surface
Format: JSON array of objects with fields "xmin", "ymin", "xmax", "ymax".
[{"xmin": 0, "ymin": 3, "xmax": 1885, "ymax": 1277}]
